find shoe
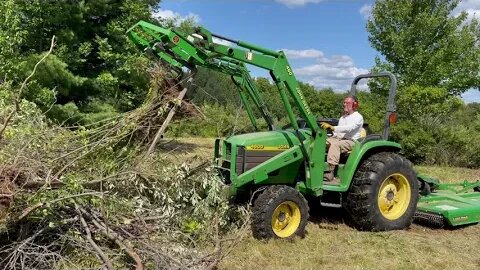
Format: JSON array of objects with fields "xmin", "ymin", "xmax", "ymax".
[
  {"xmin": 323, "ymin": 164, "xmax": 340, "ymax": 185},
  {"xmin": 324, "ymin": 177, "xmax": 340, "ymax": 185}
]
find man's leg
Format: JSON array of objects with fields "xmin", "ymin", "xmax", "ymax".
[
  {"xmin": 324, "ymin": 137, "xmax": 341, "ymax": 183},
  {"xmin": 326, "ymin": 137, "xmax": 342, "ymax": 166},
  {"xmin": 324, "ymin": 138, "xmax": 355, "ymax": 183},
  {"xmin": 337, "ymin": 139, "xmax": 355, "ymax": 156}
]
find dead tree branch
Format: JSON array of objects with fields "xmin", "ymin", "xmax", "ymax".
[
  {"xmin": 75, "ymin": 204, "xmax": 114, "ymax": 270},
  {"xmin": 81, "ymin": 209, "xmax": 144, "ymax": 270},
  {"xmin": 16, "ymin": 192, "xmax": 105, "ymax": 222},
  {"xmin": 0, "ymin": 35, "xmax": 56, "ymax": 142},
  {"xmin": 146, "ymin": 87, "xmax": 188, "ymax": 156}
]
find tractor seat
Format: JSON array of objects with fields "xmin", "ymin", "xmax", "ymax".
[
  {"xmin": 339, "ymin": 134, "xmax": 383, "ymax": 164},
  {"xmin": 357, "ymin": 134, "xmax": 383, "ymax": 144}
]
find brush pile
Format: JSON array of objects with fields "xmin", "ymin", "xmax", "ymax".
[{"xmin": 0, "ymin": 62, "xmax": 248, "ymax": 270}]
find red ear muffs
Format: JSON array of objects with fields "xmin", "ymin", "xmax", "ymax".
[{"xmin": 353, "ymin": 99, "xmax": 358, "ymax": 110}]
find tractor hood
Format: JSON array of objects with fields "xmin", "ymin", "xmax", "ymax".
[{"xmin": 225, "ymin": 129, "xmax": 311, "ymax": 149}]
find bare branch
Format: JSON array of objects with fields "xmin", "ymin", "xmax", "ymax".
[
  {"xmin": 0, "ymin": 35, "xmax": 56, "ymax": 142},
  {"xmin": 75, "ymin": 204, "xmax": 114, "ymax": 270},
  {"xmin": 81, "ymin": 209, "xmax": 144, "ymax": 270}
]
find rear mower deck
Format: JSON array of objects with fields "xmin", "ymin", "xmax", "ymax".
[{"xmin": 415, "ymin": 175, "xmax": 480, "ymax": 227}]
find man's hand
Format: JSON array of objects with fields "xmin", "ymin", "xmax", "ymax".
[{"xmin": 320, "ymin": 122, "xmax": 335, "ymax": 130}]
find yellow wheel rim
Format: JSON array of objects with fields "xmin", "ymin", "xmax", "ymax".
[
  {"xmin": 377, "ymin": 173, "xmax": 411, "ymax": 220},
  {"xmin": 271, "ymin": 201, "xmax": 301, "ymax": 238}
]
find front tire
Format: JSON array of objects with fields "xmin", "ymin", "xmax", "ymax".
[
  {"xmin": 252, "ymin": 185, "xmax": 309, "ymax": 239},
  {"xmin": 345, "ymin": 152, "xmax": 419, "ymax": 231}
]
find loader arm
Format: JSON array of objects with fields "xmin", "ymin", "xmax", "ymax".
[
  {"xmin": 127, "ymin": 21, "xmax": 327, "ymax": 193},
  {"xmin": 127, "ymin": 21, "xmax": 320, "ymax": 133},
  {"xmin": 204, "ymin": 58, "xmax": 276, "ymax": 130}
]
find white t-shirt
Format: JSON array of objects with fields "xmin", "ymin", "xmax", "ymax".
[{"xmin": 333, "ymin": 111, "xmax": 364, "ymax": 141}]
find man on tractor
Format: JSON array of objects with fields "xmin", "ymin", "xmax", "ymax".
[{"xmin": 321, "ymin": 95, "xmax": 364, "ymax": 184}]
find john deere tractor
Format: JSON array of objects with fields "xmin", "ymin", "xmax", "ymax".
[{"xmin": 127, "ymin": 21, "xmax": 480, "ymax": 239}]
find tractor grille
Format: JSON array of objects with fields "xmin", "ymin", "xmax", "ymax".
[
  {"xmin": 218, "ymin": 143, "xmax": 285, "ymax": 182},
  {"xmin": 219, "ymin": 142, "xmax": 232, "ymax": 184},
  {"xmin": 235, "ymin": 148, "xmax": 284, "ymax": 175}
]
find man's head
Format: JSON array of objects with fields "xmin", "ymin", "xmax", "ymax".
[{"xmin": 343, "ymin": 95, "xmax": 358, "ymax": 115}]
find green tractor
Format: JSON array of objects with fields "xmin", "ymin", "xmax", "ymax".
[
  {"xmin": 215, "ymin": 71, "xmax": 417, "ymax": 238},
  {"xmin": 127, "ymin": 21, "xmax": 480, "ymax": 239}
]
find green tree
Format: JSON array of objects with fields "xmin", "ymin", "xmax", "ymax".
[
  {"xmin": 254, "ymin": 78, "xmax": 284, "ymax": 121},
  {"xmin": 0, "ymin": 0, "xmax": 162, "ymax": 124},
  {"xmin": 188, "ymin": 67, "xmax": 240, "ymax": 105},
  {"xmin": 391, "ymin": 85, "xmax": 464, "ymax": 163},
  {"xmin": 367, "ymin": 0, "xmax": 480, "ymax": 95},
  {"xmin": 0, "ymin": 0, "xmax": 27, "ymax": 78}
]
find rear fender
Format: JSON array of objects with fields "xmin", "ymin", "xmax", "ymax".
[{"xmin": 329, "ymin": 141, "xmax": 402, "ymax": 192}]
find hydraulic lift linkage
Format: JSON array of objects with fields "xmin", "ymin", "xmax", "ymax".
[{"xmin": 127, "ymin": 20, "xmax": 480, "ymax": 228}]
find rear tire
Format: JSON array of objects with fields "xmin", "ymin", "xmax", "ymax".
[
  {"xmin": 252, "ymin": 185, "xmax": 309, "ymax": 239},
  {"xmin": 345, "ymin": 152, "xmax": 419, "ymax": 231}
]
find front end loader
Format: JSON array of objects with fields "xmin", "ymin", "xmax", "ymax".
[{"xmin": 127, "ymin": 20, "xmax": 480, "ymax": 238}]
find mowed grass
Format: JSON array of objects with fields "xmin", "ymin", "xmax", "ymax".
[
  {"xmin": 220, "ymin": 165, "xmax": 480, "ymax": 270},
  {"xmin": 166, "ymin": 138, "xmax": 480, "ymax": 270}
]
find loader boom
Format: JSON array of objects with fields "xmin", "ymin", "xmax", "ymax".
[
  {"xmin": 127, "ymin": 21, "xmax": 319, "ymax": 133},
  {"xmin": 127, "ymin": 20, "xmax": 327, "ymax": 194}
]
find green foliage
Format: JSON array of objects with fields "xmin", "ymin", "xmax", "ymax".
[
  {"xmin": 368, "ymin": 0, "xmax": 480, "ymax": 94},
  {"xmin": 0, "ymin": 82, "xmax": 47, "ymax": 141},
  {"xmin": 188, "ymin": 67, "xmax": 240, "ymax": 105},
  {"xmin": 306, "ymin": 87, "xmax": 344, "ymax": 118},
  {"xmin": 389, "ymin": 85, "xmax": 480, "ymax": 166},
  {"xmin": 168, "ymin": 103, "xmax": 264, "ymax": 137},
  {"xmin": 357, "ymin": 91, "xmax": 387, "ymax": 133},
  {"xmin": 397, "ymin": 85, "xmax": 463, "ymax": 122},
  {"xmin": 0, "ymin": 0, "xmax": 160, "ymax": 124},
  {"xmin": 0, "ymin": 0, "xmax": 26, "ymax": 77},
  {"xmin": 254, "ymin": 77, "xmax": 284, "ymax": 120}
]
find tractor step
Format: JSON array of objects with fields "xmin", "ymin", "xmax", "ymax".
[{"xmin": 320, "ymin": 202, "xmax": 342, "ymax": 208}]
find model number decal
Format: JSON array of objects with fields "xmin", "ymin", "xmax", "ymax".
[
  {"xmin": 453, "ymin": 216, "xmax": 468, "ymax": 221},
  {"xmin": 246, "ymin": 145, "xmax": 290, "ymax": 150},
  {"xmin": 248, "ymin": 144, "xmax": 264, "ymax": 150},
  {"xmin": 286, "ymin": 66, "xmax": 293, "ymax": 76}
]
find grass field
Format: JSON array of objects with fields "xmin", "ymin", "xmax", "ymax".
[{"xmin": 170, "ymin": 138, "xmax": 480, "ymax": 270}]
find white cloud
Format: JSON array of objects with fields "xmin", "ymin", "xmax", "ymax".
[
  {"xmin": 153, "ymin": 9, "xmax": 177, "ymax": 20},
  {"xmin": 281, "ymin": 49, "xmax": 324, "ymax": 59},
  {"xmin": 453, "ymin": 0, "xmax": 480, "ymax": 20},
  {"xmin": 154, "ymin": 11, "xmax": 232, "ymax": 46},
  {"xmin": 153, "ymin": 9, "xmax": 201, "ymax": 24},
  {"xmin": 359, "ymin": 4, "xmax": 372, "ymax": 20},
  {"xmin": 275, "ymin": 0, "xmax": 325, "ymax": 8},
  {"xmin": 285, "ymin": 49, "xmax": 369, "ymax": 90}
]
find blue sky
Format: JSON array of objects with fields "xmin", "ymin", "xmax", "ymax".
[{"xmin": 157, "ymin": 0, "xmax": 480, "ymax": 103}]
